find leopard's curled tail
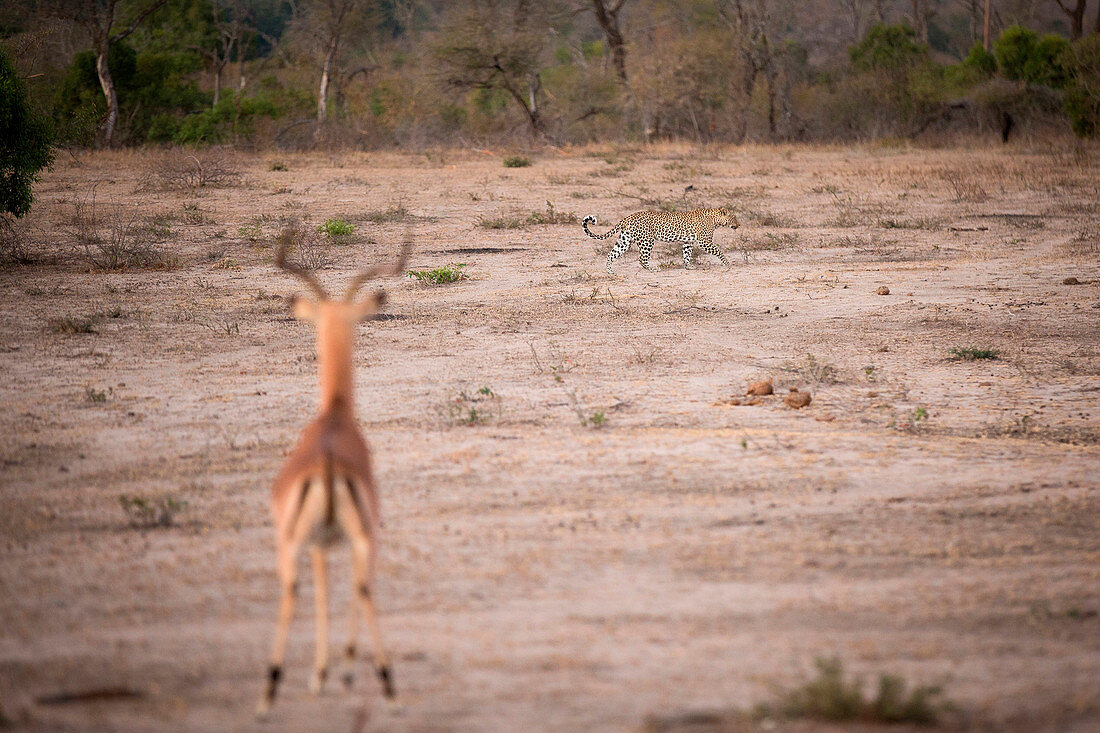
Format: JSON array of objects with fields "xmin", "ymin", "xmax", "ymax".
[{"xmin": 582, "ymin": 215, "xmax": 623, "ymax": 240}]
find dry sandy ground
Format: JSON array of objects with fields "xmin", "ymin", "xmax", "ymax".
[{"xmin": 0, "ymin": 142, "xmax": 1098, "ymax": 732}]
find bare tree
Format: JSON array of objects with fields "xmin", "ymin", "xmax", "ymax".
[
  {"xmin": 289, "ymin": 0, "xmax": 369, "ymax": 140},
  {"xmin": 192, "ymin": 0, "xmax": 250, "ymax": 107},
  {"xmin": 57, "ymin": 0, "xmax": 170, "ymax": 146},
  {"xmin": 589, "ymin": 0, "xmax": 629, "ymax": 84},
  {"xmin": 1054, "ymin": 0, "xmax": 1088, "ymax": 39},
  {"xmin": 435, "ymin": 3, "xmax": 550, "ymax": 137},
  {"xmin": 717, "ymin": 0, "xmax": 789, "ymax": 140}
]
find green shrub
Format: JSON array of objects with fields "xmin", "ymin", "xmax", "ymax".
[
  {"xmin": 994, "ymin": 25, "xmax": 1038, "ymax": 81},
  {"xmin": 174, "ymin": 91, "xmax": 280, "ymax": 145},
  {"xmin": 53, "ymin": 43, "xmax": 207, "ymax": 145},
  {"xmin": 407, "ymin": 263, "xmax": 467, "ymax": 284},
  {"xmin": 318, "ymin": 218, "xmax": 355, "ymax": 237},
  {"xmin": 962, "ymin": 42, "xmax": 996, "ymax": 77},
  {"xmin": 1026, "ymin": 35, "xmax": 1071, "ymax": 87},
  {"xmin": 849, "ymin": 25, "xmax": 927, "ymax": 73},
  {"xmin": 503, "ymin": 156, "xmax": 531, "ymax": 168},
  {"xmin": 0, "ymin": 48, "xmax": 53, "ymax": 218},
  {"xmin": 1062, "ymin": 35, "xmax": 1100, "ymax": 137}
]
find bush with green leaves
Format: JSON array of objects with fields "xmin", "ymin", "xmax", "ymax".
[
  {"xmin": 994, "ymin": 25, "xmax": 1038, "ymax": 81},
  {"xmin": 53, "ymin": 42, "xmax": 207, "ymax": 145},
  {"xmin": 0, "ymin": 48, "xmax": 53, "ymax": 218},
  {"xmin": 992, "ymin": 26, "xmax": 1070, "ymax": 87},
  {"xmin": 318, "ymin": 218, "xmax": 355, "ymax": 237},
  {"xmin": 1062, "ymin": 35, "xmax": 1100, "ymax": 138},
  {"xmin": 849, "ymin": 25, "xmax": 928, "ymax": 73}
]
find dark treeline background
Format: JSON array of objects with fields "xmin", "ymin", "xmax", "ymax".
[{"xmin": 3, "ymin": 0, "xmax": 1099, "ymax": 149}]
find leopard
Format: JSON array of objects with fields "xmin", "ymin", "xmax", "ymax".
[{"xmin": 582, "ymin": 207, "xmax": 739, "ymax": 275}]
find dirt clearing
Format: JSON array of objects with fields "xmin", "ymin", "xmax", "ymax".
[{"xmin": 1, "ymin": 143, "xmax": 1098, "ymax": 731}]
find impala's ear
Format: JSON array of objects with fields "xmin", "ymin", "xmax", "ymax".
[
  {"xmin": 352, "ymin": 290, "xmax": 385, "ymax": 322},
  {"xmin": 289, "ymin": 296, "xmax": 320, "ymax": 322}
]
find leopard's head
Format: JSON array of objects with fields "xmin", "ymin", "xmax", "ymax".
[{"xmin": 717, "ymin": 207, "xmax": 739, "ymax": 229}]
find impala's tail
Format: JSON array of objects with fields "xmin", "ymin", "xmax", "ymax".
[{"xmin": 582, "ymin": 215, "xmax": 622, "ymax": 240}]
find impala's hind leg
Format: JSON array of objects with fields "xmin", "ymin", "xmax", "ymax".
[
  {"xmin": 606, "ymin": 233, "xmax": 630, "ymax": 275},
  {"xmin": 341, "ymin": 592, "xmax": 360, "ymax": 689},
  {"xmin": 308, "ymin": 547, "xmax": 329, "ymax": 694},
  {"xmin": 258, "ymin": 543, "xmax": 300, "ymax": 716},
  {"xmin": 352, "ymin": 538, "xmax": 394, "ymax": 699}
]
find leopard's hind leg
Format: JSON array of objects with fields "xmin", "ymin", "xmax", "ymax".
[
  {"xmin": 606, "ymin": 232, "xmax": 631, "ymax": 275},
  {"xmin": 638, "ymin": 237, "xmax": 659, "ymax": 271}
]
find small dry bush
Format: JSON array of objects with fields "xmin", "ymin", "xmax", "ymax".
[
  {"xmin": 147, "ymin": 149, "xmax": 242, "ymax": 191},
  {"xmin": 363, "ymin": 204, "xmax": 411, "ymax": 223},
  {"xmin": 275, "ymin": 221, "xmax": 332, "ymax": 271},
  {"xmin": 524, "ymin": 201, "xmax": 578, "ymax": 225},
  {"xmin": 0, "ymin": 217, "xmax": 39, "ymax": 266},
  {"xmin": 938, "ymin": 168, "xmax": 988, "ymax": 203},
  {"xmin": 70, "ymin": 194, "xmax": 178, "ymax": 271}
]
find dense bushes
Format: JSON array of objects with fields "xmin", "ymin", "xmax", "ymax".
[
  {"xmin": 0, "ymin": 48, "xmax": 52, "ymax": 218},
  {"xmin": 1061, "ymin": 35, "xmax": 1100, "ymax": 137},
  {"xmin": 14, "ymin": 2, "xmax": 1100, "ymax": 148}
]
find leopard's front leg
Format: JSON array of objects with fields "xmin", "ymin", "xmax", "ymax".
[
  {"xmin": 699, "ymin": 234, "xmax": 730, "ymax": 267},
  {"xmin": 638, "ymin": 238, "xmax": 659, "ymax": 271}
]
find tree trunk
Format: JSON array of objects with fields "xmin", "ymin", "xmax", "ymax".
[
  {"xmin": 592, "ymin": 0, "xmax": 628, "ymax": 84},
  {"xmin": 95, "ymin": 39, "xmax": 119, "ymax": 147},
  {"xmin": 213, "ymin": 64, "xmax": 222, "ymax": 106},
  {"xmin": 316, "ymin": 37, "xmax": 338, "ymax": 138},
  {"xmin": 874, "ymin": 0, "xmax": 884, "ymax": 25},
  {"xmin": 1057, "ymin": 0, "xmax": 1087, "ymax": 40}
]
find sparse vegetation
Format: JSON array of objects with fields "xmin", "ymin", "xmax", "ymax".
[
  {"xmin": 951, "ymin": 347, "xmax": 1000, "ymax": 361},
  {"xmin": 363, "ymin": 204, "xmax": 410, "ymax": 223},
  {"xmin": 477, "ymin": 214, "xmax": 527, "ymax": 230},
  {"xmin": 503, "ymin": 156, "xmax": 531, "ymax": 168},
  {"xmin": 275, "ymin": 221, "xmax": 332, "ymax": 271},
  {"xmin": 118, "ymin": 494, "xmax": 187, "ymax": 529},
  {"xmin": 407, "ymin": 263, "xmax": 467, "ymax": 284},
  {"xmin": 48, "ymin": 314, "xmax": 98, "ymax": 334},
  {"xmin": 756, "ymin": 657, "xmax": 944, "ymax": 724},
  {"xmin": 525, "ymin": 201, "xmax": 578, "ymax": 225},
  {"xmin": 318, "ymin": 218, "xmax": 355, "ymax": 238},
  {"xmin": 784, "ymin": 354, "xmax": 838, "ymax": 384},
  {"xmin": 149, "ymin": 151, "xmax": 241, "ymax": 191},
  {"xmin": 443, "ymin": 385, "xmax": 499, "ymax": 426}
]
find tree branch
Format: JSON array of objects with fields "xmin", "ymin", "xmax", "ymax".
[{"xmin": 110, "ymin": 0, "xmax": 171, "ymax": 44}]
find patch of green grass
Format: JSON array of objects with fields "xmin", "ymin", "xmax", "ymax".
[
  {"xmin": 950, "ymin": 347, "xmax": 999, "ymax": 361},
  {"xmin": 407, "ymin": 263, "xmax": 468, "ymax": 284},
  {"xmin": 503, "ymin": 156, "xmax": 531, "ymax": 168},
  {"xmin": 318, "ymin": 218, "xmax": 355, "ymax": 237},
  {"xmin": 582, "ymin": 411, "xmax": 607, "ymax": 428},
  {"xmin": 757, "ymin": 657, "xmax": 943, "ymax": 725}
]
